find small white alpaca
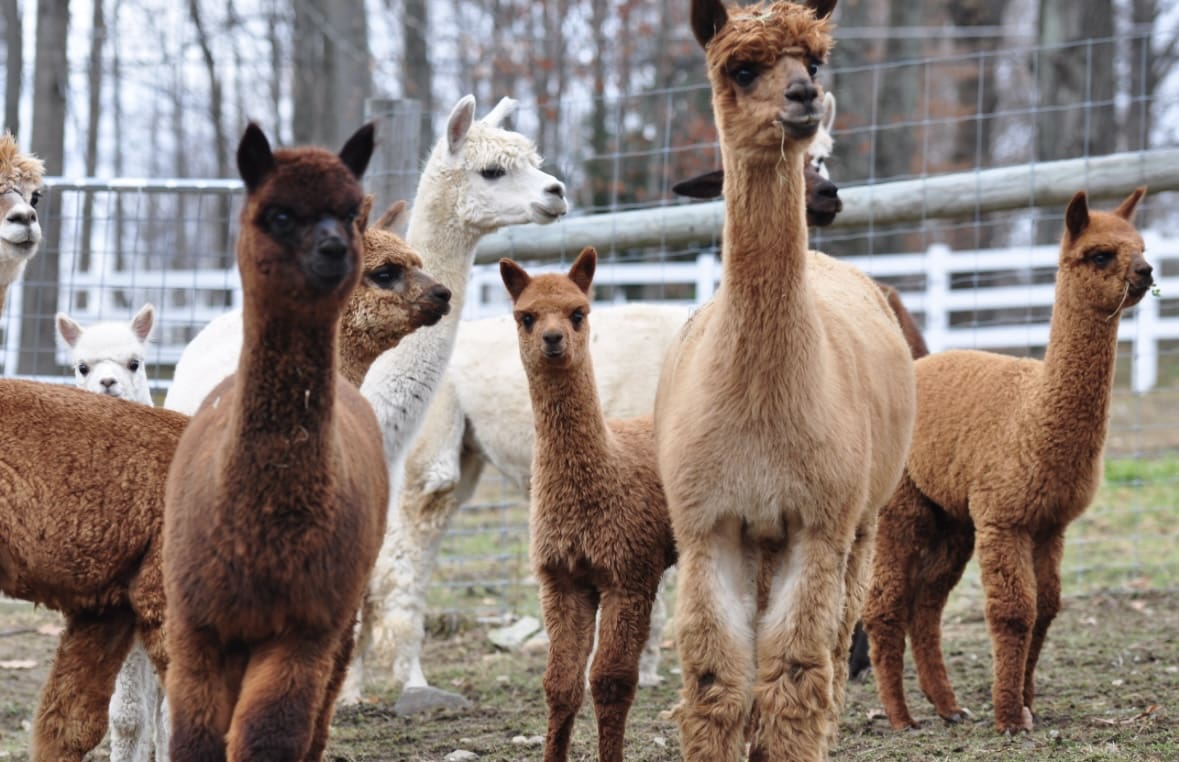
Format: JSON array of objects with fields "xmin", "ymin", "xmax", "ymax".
[{"xmin": 55, "ymin": 302, "xmax": 168, "ymax": 762}]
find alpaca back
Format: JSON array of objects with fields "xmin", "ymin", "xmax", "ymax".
[{"xmin": 0, "ymin": 379, "xmax": 185, "ymax": 610}]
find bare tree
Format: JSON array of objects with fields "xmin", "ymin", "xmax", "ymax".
[
  {"xmin": 19, "ymin": 0, "xmax": 69, "ymax": 375},
  {"xmin": 188, "ymin": 0, "xmax": 232, "ymax": 266},
  {"xmin": 402, "ymin": 0, "xmax": 432, "ymax": 155},
  {"xmin": 292, "ymin": 0, "xmax": 371, "ymax": 148},
  {"xmin": 79, "ymin": 0, "xmax": 105, "ymax": 274},
  {"xmin": 2, "ymin": 0, "xmax": 20, "ymax": 135}
]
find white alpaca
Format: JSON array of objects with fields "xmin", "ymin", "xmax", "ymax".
[
  {"xmin": 55, "ymin": 303, "xmax": 168, "ymax": 762},
  {"xmin": 348, "ymin": 95, "xmax": 568, "ymax": 707}
]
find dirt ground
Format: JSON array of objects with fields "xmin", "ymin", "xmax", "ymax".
[{"xmin": 1, "ymin": 589, "xmax": 1175, "ymax": 761}]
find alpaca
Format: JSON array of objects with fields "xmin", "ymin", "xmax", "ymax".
[
  {"xmin": 56, "ymin": 303, "xmax": 156, "ymax": 404},
  {"xmin": 862, "ymin": 188, "xmax": 1153, "ymax": 735},
  {"xmin": 162, "ymin": 123, "xmax": 389, "ymax": 761},
  {"xmin": 347, "ymin": 94, "xmax": 568, "ymax": 705},
  {"xmin": 163, "ymin": 196, "xmax": 450, "ymax": 413},
  {"xmin": 653, "ymin": 2, "xmax": 915, "ymax": 760},
  {"xmin": 0, "ymin": 132, "xmax": 44, "ymax": 314},
  {"xmin": 56, "ymin": 303, "xmax": 167, "ymax": 762},
  {"xmin": 672, "ymin": 91, "xmax": 842, "ymax": 227},
  {"xmin": 500, "ymin": 247, "xmax": 676, "ymax": 762}
]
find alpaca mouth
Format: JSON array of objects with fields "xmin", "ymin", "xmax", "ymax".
[
  {"xmin": 776, "ymin": 113, "xmax": 821, "ymax": 140},
  {"xmin": 531, "ymin": 202, "xmax": 566, "ymax": 224},
  {"xmin": 1127, "ymin": 279, "xmax": 1153, "ymax": 299},
  {"xmin": 416, "ymin": 301, "xmax": 450, "ymax": 326}
]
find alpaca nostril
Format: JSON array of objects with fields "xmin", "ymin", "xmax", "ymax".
[
  {"xmin": 817, "ymin": 182, "xmax": 840, "ymax": 200},
  {"xmin": 785, "ymin": 79, "xmax": 818, "ymax": 105},
  {"xmin": 542, "ymin": 331, "xmax": 562, "ymax": 346},
  {"xmin": 431, "ymin": 284, "xmax": 452, "ymax": 303},
  {"xmin": 6, "ymin": 209, "xmax": 30, "ymax": 225},
  {"xmin": 100, "ymin": 377, "xmax": 116, "ymax": 389},
  {"xmin": 546, "ymin": 182, "xmax": 565, "ymax": 200},
  {"xmin": 1137, "ymin": 263, "xmax": 1154, "ymax": 280},
  {"xmin": 317, "ymin": 237, "xmax": 347, "ymax": 259}
]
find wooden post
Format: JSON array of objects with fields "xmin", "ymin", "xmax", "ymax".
[{"xmin": 363, "ymin": 97, "xmax": 422, "ymax": 220}]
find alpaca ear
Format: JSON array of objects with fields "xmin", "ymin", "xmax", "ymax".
[
  {"xmin": 357, "ymin": 195, "xmax": 375, "ymax": 234},
  {"xmin": 338, "ymin": 122, "xmax": 376, "ymax": 180},
  {"xmin": 499, "ymin": 258, "xmax": 532, "ymax": 303},
  {"xmin": 447, "ymin": 95, "xmax": 477, "ymax": 154},
  {"xmin": 672, "ymin": 170, "xmax": 724, "ymax": 199},
  {"xmin": 806, "ymin": 0, "xmax": 838, "ymax": 20},
  {"xmin": 376, "ymin": 199, "xmax": 409, "ymax": 233},
  {"xmin": 1064, "ymin": 191, "xmax": 1090, "ymax": 240},
  {"xmin": 691, "ymin": 0, "xmax": 728, "ymax": 48},
  {"xmin": 481, "ymin": 97, "xmax": 518, "ymax": 128},
  {"xmin": 237, "ymin": 122, "xmax": 275, "ymax": 192},
  {"xmin": 55, "ymin": 313, "xmax": 82, "ymax": 348},
  {"xmin": 130, "ymin": 303, "xmax": 155, "ymax": 343},
  {"xmin": 1114, "ymin": 186, "xmax": 1147, "ymax": 222},
  {"xmin": 568, "ymin": 247, "xmax": 597, "ymax": 294},
  {"xmin": 821, "ymin": 92, "xmax": 837, "ymax": 132}
]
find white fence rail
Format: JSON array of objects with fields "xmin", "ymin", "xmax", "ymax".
[{"xmin": 465, "ymin": 232, "xmax": 1179, "ymax": 394}]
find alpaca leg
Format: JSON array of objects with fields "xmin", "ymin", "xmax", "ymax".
[
  {"xmin": 831, "ymin": 511, "xmax": 876, "ymax": 717},
  {"xmin": 748, "ymin": 526, "xmax": 848, "ymax": 762},
  {"xmin": 227, "ymin": 635, "xmax": 337, "ymax": 762},
  {"xmin": 1023, "ymin": 531, "xmax": 1064, "ymax": 713},
  {"xmin": 638, "ymin": 567, "xmax": 672, "ymax": 687},
  {"xmin": 108, "ymin": 640, "xmax": 159, "ymax": 762},
  {"xmin": 673, "ymin": 517, "xmax": 756, "ymax": 762},
  {"xmin": 166, "ymin": 624, "xmax": 236, "ymax": 762},
  {"xmin": 976, "ymin": 524, "xmax": 1036, "ymax": 734},
  {"xmin": 909, "ymin": 519, "xmax": 975, "ymax": 723},
  {"xmin": 589, "ymin": 586, "xmax": 656, "ymax": 762},
  {"xmin": 539, "ymin": 569, "xmax": 598, "ymax": 762},
  {"xmin": 33, "ymin": 609, "xmax": 137, "ymax": 762},
  {"xmin": 305, "ymin": 627, "xmax": 356, "ymax": 762},
  {"xmin": 862, "ymin": 476, "xmax": 935, "ymax": 730}
]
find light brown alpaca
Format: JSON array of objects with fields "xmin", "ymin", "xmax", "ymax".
[
  {"xmin": 862, "ymin": 188, "xmax": 1154, "ymax": 735},
  {"xmin": 0, "ymin": 132, "xmax": 44, "ymax": 313},
  {"xmin": 163, "ymin": 123, "xmax": 389, "ymax": 761},
  {"xmin": 653, "ymin": 2, "xmax": 916, "ymax": 759},
  {"xmin": 500, "ymin": 247, "xmax": 675, "ymax": 762}
]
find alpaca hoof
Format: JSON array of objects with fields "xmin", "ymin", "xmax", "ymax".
[
  {"xmin": 393, "ymin": 685, "xmax": 472, "ymax": 716},
  {"xmin": 940, "ymin": 707, "xmax": 973, "ymax": 724},
  {"xmin": 998, "ymin": 707, "xmax": 1033, "ymax": 735}
]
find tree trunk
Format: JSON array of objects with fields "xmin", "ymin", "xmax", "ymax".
[
  {"xmin": 1126, "ymin": 0, "xmax": 1157, "ymax": 153},
  {"xmin": 188, "ymin": 0, "xmax": 232, "ymax": 268},
  {"xmin": 79, "ymin": 0, "xmax": 104, "ymax": 275},
  {"xmin": 402, "ymin": 0, "xmax": 432, "ymax": 157},
  {"xmin": 588, "ymin": 0, "xmax": 610, "ymax": 211},
  {"xmin": 293, "ymin": 0, "xmax": 371, "ymax": 149},
  {"xmin": 19, "ymin": 0, "xmax": 68, "ymax": 375},
  {"xmin": 2, "ymin": 0, "xmax": 21, "ymax": 136}
]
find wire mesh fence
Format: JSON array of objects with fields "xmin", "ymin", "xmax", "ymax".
[{"xmin": 2, "ymin": 31, "xmax": 1178, "ymax": 621}]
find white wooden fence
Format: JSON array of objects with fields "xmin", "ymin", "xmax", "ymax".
[{"xmin": 464, "ymin": 231, "xmax": 1179, "ymax": 394}]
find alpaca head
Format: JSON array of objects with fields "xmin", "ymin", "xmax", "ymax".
[
  {"xmin": 235, "ymin": 122, "xmax": 374, "ymax": 320},
  {"xmin": 692, "ymin": 0, "xmax": 836, "ymax": 161},
  {"xmin": 56, "ymin": 303, "xmax": 155, "ymax": 404},
  {"xmin": 418, "ymin": 95, "xmax": 568, "ymax": 233},
  {"xmin": 500, "ymin": 247, "xmax": 596, "ymax": 373},
  {"xmin": 671, "ymin": 91, "xmax": 843, "ymax": 225},
  {"xmin": 0, "ymin": 132, "xmax": 45, "ymax": 281},
  {"xmin": 341, "ymin": 195, "xmax": 452, "ymax": 360},
  {"xmin": 1058, "ymin": 187, "xmax": 1154, "ymax": 317}
]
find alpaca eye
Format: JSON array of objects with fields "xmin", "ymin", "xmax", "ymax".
[
  {"xmin": 128, "ymin": 359, "xmax": 140, "ymax": 372},
  {"xmin": 520, "ymin": 313, "xmax": 535, "ymax": 330},
  {"xmin": 807, "ymin": 60, "xmax": 820, "ymax": 78},
  {"xmin": 480, "ymin": 167, "xmax": 507, "ymax": 180},
  {"xmin": 265, "ymin": 207, "xmax": 295, "ymax": 235},
  {"xmin": 1090, "ymin": 250, "xmax": 1115, "ymax": 268},
  {"xmin": 77, "ymin": 363, "xmax": 90, "ymax": 376},
  {"xmin": 30, "ymin": 190, "xmax": 41, "ymax": 208},
  {"xmin": 368, "ymin": 264, "xmax": 404, "ymax": 288},
  {"xmin": 731, "ymin": 64, "xmax": 758, "ymax": 88},
  {"xmin": 570, "ymin": 310, "xmax": 584, "ymax": 328}
]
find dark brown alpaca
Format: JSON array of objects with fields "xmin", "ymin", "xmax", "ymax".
[
  {"xmin": 500, "ymin": 247, "xmax": 675, "ymax": 762},
  {"xmin": 862, "ymin": 188, "xmax": 1153, "ymax": 734},
  {"xmin": 163, "ymin": 123, "xmax": 389, "ymax": 761}
]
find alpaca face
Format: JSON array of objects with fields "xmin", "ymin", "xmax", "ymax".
[
  {"xmin": 693, "ymin": 0, "xmax": 835, "ymax": 159},
  {"xmin": 1059, "ymin": 188, "xmax": 1154, "ymax": 316},
  {"xmin": 0, "ymin": 134, "xmax": 44, "ymax": 278},
  {"xmin": 439, "ymin": 96, "xmax": 569, "ymax": 232},
  {"xmin": 501, "ymin": 248, "xmax": 596, "ymax": 373},
  {"xmin": 342, "ymin": 213, "xmax": 452, "ymax": 353},
  {"xmin": 56, "ymin": 304, "xmax": 155, "ymax": 404},
  {"xmin": 235, "ymin": 123, "xmax": 373, "ymax": 317}
]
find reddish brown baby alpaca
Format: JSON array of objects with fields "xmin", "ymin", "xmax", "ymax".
[
  {"xmin": 500, "ymin": 247, "xmax": 676, "ymax": 762},
  {"xmin": 863, "ymin": 187, "xmax": 1154, "ymax": 734},
  {"xmin": 163, "ymin": 123, "xmax": 390, "ymax": 761}
]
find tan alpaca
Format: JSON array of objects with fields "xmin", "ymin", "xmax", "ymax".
[
  {"xmin": 653, "ymin": 2, "xmax": 916, "ymax": 759},
  {"xmin": 0, "ymin": 132, "xmax": 44, "ymax": 313},
  {"xmin": 862, "ymin": 188, "xmax": 1154, "ymax": 735},
  {"xmin": 500, "ymin": 247, "xmax": 675, "ymax": 762},
  {"xmin": 163, "ymin": 123, "xmax": 389, "ymax": 760}
]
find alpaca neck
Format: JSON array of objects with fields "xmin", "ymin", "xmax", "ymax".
[
  {"xmin": 338, "ymin": 326, "xmax": 384, "ymax": 387},
  {"xmin": 1035, "ymin": 287, "xmax": 1121, "ymax": 468},
  {"xmin": 406, "ymin": 170, "xmax": 484, "ymax": 317},
  {"xmin": 230, "ymin": 306, "xmax": 339, "ymax": 500},
  {"xmin": 527, "ymin": 357, "xmax": 613, "ymax": 479},
  {"xmin": 716, "ymin": 144, "xmax": 818, "ymax": 364}
]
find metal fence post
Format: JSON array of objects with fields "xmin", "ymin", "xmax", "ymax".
[{"xmin": 363, "ymin": 97, "xmax": 423, "ymax": 218}]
